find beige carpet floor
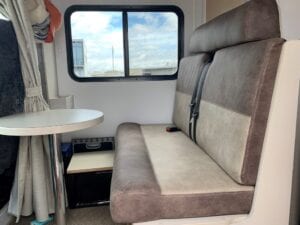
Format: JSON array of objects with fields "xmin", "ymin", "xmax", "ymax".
[{"xmin": 10, "ymin": 206, "xmax": 124, "ymax": 225}]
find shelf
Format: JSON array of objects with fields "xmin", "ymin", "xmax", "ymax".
[{"xmin": 67, "ymin": 151, "xmax": 114, "ymax": 174}]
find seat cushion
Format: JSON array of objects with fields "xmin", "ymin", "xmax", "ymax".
[
  {"xmin": 189, "ymin": 0, "xmax": 280, "ymax": 53},
  {"xmin": 110, "ymin": 123, "xmax": 161, "ymax": 223},
  {"xmin": 195, "ymin": 38, "xmax": 284, "ymax": 185},
  {"xmin": 110, "ymin": 123, "xmax": 254, "ymax": 223}
]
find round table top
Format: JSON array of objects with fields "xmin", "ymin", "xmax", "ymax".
[{"xmin": 0, "ymin": 109, "xmax": 104, "ymax": 136}]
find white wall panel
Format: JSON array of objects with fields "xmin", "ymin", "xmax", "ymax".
[
  {"xmin": 276, "ymin": 0, "xmax": 300, "ymax": 40},
  {"xmin": 52, "ymin": 0, "xmax": 204, "ymax": 141}
]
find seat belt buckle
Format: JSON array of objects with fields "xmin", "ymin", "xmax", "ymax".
[
  {"xmin": 192, "ymin": 112, "xmax": 199, "ymax": 119},
  {"xmin": 166, "ymin": 127, "xmax": 181, "ymax": 132},
  {"xmin": 189, "ymin": 103, "xmax": 195, "ymax": 108}
]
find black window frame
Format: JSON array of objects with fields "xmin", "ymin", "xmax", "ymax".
[{"xmin": 65, "ymin": 5, "xmax": 184, "ymax": 82}]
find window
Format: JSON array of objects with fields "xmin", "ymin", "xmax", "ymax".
[{"xmin": 65, "ymin": 6, "xmax": 184, "ymax": 81}]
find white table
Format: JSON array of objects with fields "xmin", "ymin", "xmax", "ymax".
[{"xmin": 0, "ymin": 109, "xmax": 104, "ymax": 225}]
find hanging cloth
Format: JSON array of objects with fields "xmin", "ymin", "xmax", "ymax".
[
  {"xmin": 44, "ymin": 0, "xmax": 62, "ymax": 43},
  {"xmin": 0, "ymin": 0, "xmax": 55, "ymax": 222}
]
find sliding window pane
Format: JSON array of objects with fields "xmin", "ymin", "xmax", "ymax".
[
  {"xmin": 70, "ymin": 11, "xmax": 124, "ymax": 77},
  {"xmin": 128, "ymin": 12, "xmax": 178, "ymax": 76}
]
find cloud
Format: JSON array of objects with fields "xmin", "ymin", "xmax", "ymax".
[
  {"xmin": 71, "ymin": 12, "xmax": 114, "ymax": 37},
  {"xmin": 71, "ymin": 11, "xmax": 124, "ymax": 74},
  {"xmin": 128, "ymin": 12, "xmax": 178, "ymax": 69},
  {"xmin": 162, "ymin": 13, "xmax": 178, "ymax": 32}
]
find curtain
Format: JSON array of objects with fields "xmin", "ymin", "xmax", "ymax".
[{"xmin": 0, "ymin": 0, "xmax": 54, "ymax": 222}]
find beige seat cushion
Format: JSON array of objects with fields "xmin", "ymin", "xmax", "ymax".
[
  {"xmin": 141, "ymin": 124, "xmax": 253, "ymax": 195},
  {"xmin": 111, "ymin": 123, "xmax": 254, "ymax": 224},
  {"xmin": 196, "ymin": 38, "xmax": 284, "ymax": 185}
]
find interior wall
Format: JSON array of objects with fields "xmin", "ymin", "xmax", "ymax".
[
  {"xmin": 205, "ymin": 0, "xmax": 245, "ymax": 21},
  {"xmin": 204, "ymin": 0, "xmax": 300, "ymax": 39},
  {"xmin": 52, "ymin": 0, "xmax": 204, "ymax": 141},
  {"xmin": 276, "ymin": 0, "xmax": 300, "ymax": 39},
  {"xmin": 51, "ymin": 0, "xmax": 300, "ymax": 142}
]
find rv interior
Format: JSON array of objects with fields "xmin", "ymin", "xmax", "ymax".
[{"xmin": 0, "ymin": 0, "xmax": 300, "ymax": 225}]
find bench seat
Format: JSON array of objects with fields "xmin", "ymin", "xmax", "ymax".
[
  {"xmin": 110, "ymin": 0, "xmax": 284, "ymax": 223},
  {"xmin": 111, "ymin": 123, "xmax": 254, "ymax": 223}
]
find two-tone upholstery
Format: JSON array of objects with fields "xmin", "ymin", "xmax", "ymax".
[
  {"xmin": 110, "ymin": 0, "xmax": 284, "ymax": 223},
  {"xmin": 173, "ymin": 54, "xmax": 210, "ymax": 135},
  {"xmin": 196, "ymin": 39, "xmax": 283, "ymax": 185},
  {"xmin": 111, "ymin": 123, "xmax": 254, "ymax": 223}
]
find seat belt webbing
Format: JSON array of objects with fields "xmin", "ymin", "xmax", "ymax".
[
  {"xmin": 189, "ymin": 62, "xmax": 211, "ymax": 142},
  {"xmin": 188, "ymin": 64, "xmax": 204, "ymax": 139}
]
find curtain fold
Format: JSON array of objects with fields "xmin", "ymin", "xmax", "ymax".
[{"xmin": 0, "ymin": 0, "xmax": 54, "ymax": 222}]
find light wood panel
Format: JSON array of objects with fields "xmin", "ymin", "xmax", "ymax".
[{"xmin": 67, "ymin": 151, "xmax": 114, "ymax": 174}]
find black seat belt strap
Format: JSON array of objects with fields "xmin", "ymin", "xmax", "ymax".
[
  {"xmin": 190, "ymin": 62, "xmax": 211, "ymax": 142},
  {"xmin": 189, "ymin": 64, "xmax": 204, "ymax": 139}
]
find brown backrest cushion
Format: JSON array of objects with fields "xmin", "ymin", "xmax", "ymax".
[
  {"xmin": 174, "ymin": 0, "xmax": 283, "ymax": 185},
  {"xmin": 189, "ymin": 0, "xmax": 280, "ymax": 54},
  {"xmin": 195, "ymin": 38, "xmax": 284, "ymax": 185}
]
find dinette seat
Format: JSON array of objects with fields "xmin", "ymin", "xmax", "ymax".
[{"xmin": 110, "ymin": 0, "xmax": 285, "ymax": 223}]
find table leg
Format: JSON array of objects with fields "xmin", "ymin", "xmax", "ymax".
[{"xmin": 49, "ymin": 134, "xmax": 66, "ymax": 225}]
